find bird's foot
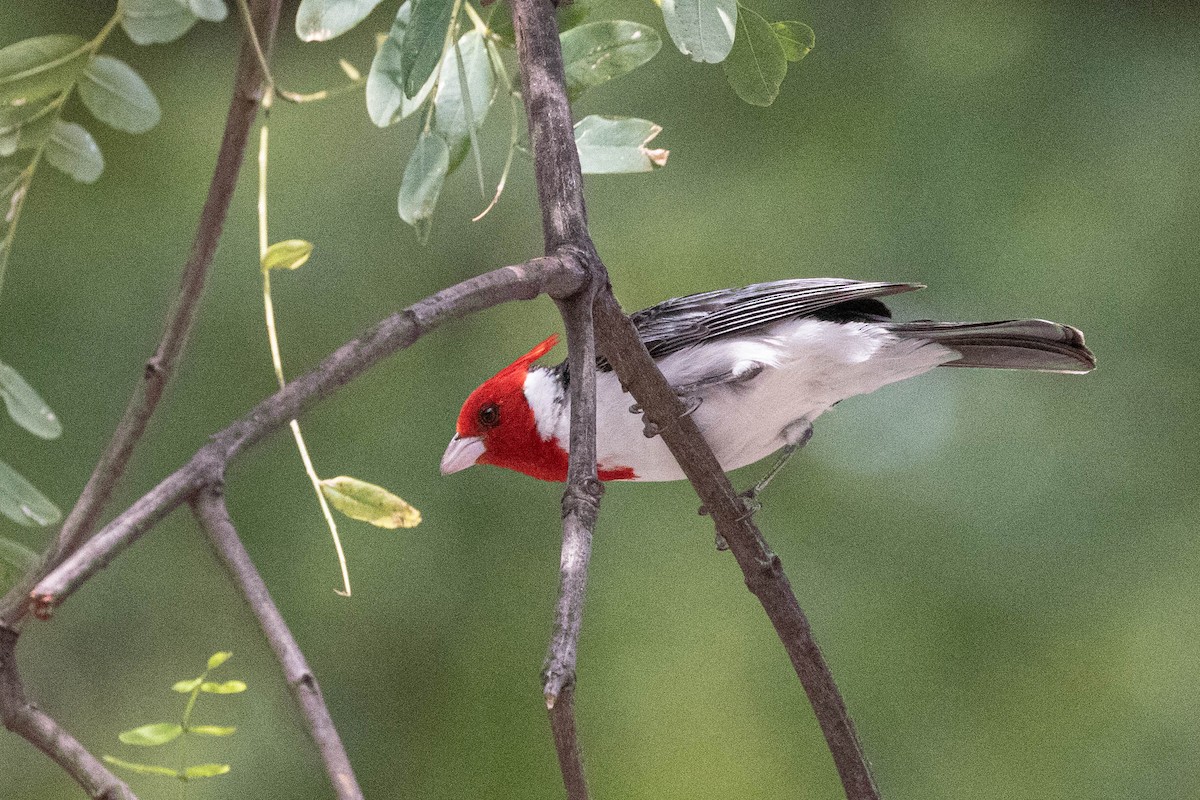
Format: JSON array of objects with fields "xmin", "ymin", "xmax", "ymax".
[
  {"xmin": 700, "ymin": 489, "xmax": 762, "ymax": 550},
  {"xmin": 635, "ymin": 395, "xmax": 701, "ymax": 438}
]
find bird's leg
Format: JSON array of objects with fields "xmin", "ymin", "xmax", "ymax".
[{"xmin": 703, "ymin": 418, "xmax": 814, "ymax": 551}]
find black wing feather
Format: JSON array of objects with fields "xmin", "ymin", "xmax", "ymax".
[{"xmin": 594, "ymin": 278, "xmax": 921, "ymax": 371}]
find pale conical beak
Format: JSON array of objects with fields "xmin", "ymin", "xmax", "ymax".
[{"xmin": 440, "ymin": 434, "xmax": 486, "ymax": 475}]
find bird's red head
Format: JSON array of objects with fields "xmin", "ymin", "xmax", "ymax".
[{"xmin": 440, "ymin": 335, "xmax": 570, "ymax": 481}]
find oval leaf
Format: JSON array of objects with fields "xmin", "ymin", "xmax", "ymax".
[
  {"xmin": 366, "ymin": 1, "xmax": 437, "ymax": 126},
  {"xmin": 319, "ymin": 476, "xmax": 421, "ymax": 529},
  {"xmin": 119, "ymin": 722, "xmax": 183, "ymax": 746},
  {"xmin": 184, "ymin": 763, "xmax": 231, "ymax": 780},
  {"xmin": 79, "ymin": 55, "xmax": 161, "ymax": 134},
  {"xmin": 189, "ymin": 725, "xmax": 237, "ymax": 736},
  {"xmin": 660, "ymin": 0, "xmax": 736, "ymax": 64},
  {"xmin": 0, "ymin": 359, "xmax": 61, "ymax": 439},
  {"xmin": 561, "ymin": 21, "xmax": 661, "ymax": 100},
  {"xmin": 296, "ymin": 0, "xmax": 385, "ymax": 42},
  {"xmin": 121, "ymin": 0, "xmax": 201, "ymax": 46},
  {"xmin": 103, "ymin": 755, "xmax": 182, "ymax": 778},
  {"xmin": 199, "ymin": 680, "xmax": 247, "ymax": 694},
  {"xmin": 574, "ymin": 115, "xmax": 669, "ymax": 174},
  {"xmin": 261, "ymin": 239, "xmax": 313, "ymax": 272},
  {"xmin": 45, "ymin": 121, "xmax": 103, "ymax": 184},
  {"xmin": 0, "ymin": 535, "xmax": 38, "ymax": 594},
  {"xmin": 206, "ymin": 651, "xmax": 232, "ymax": 670},
  {"xmin": 0, "ymin": 35, "xmax": 89, "ymax": 108},
  {"xmin": 399, "ymin": 0, "xmax": 455, "ymax": 99},
  {"xmin": 772, "ymin": 21, "xmax": 814, "ymax": 62},
  {"xmin": 722, "ymin": 5, "xmax": 787, "ymax": 107},
  {"xmin": 188, "ymin": 0, "xmax": 229, "ymax": 23},
  {"xmin": 432, "ymin": 31, "xmax": 495, "ymax": 172},
  {"xmin": 0, "ymin": 459, "xmax": 62, "ymax": 528},
  {"xmin": 397, "ymin": 131, "xmax": 449, "ymax": 243},
  {"xmin": 172, "ymin": 677, "xmax": 203, "ymax": 693}
]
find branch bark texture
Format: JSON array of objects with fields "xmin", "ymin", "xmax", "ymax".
[{"xmin": 192, "ymin": 487, "xmax": 361, "ymax": 800}]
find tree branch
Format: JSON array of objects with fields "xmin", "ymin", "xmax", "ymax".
[
  {"xmin": 28, "ymin": 257, "xmax": 584, "ymax": 615},
  {"xmin": 511, "ymin": 1, "xmax": 601, "ymax": 794},
  {"xmin": 191, "ymin": 486, "xmax": 361, "ymax": 800},
  {"xmin": 48, "ymin": 0, "xmax": 283, "ymax": 570},
  {"xmin": 508, "ymin": 0, "xmax": 878, "ymax": 797},
  {"xmin": 0, "ymin": 625, "xmax": 136, "ymax": 799}
]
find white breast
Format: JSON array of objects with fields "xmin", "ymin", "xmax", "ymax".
[{"xmin": 531, "ymin": 319, "xmax": 959, "ymax": 482}]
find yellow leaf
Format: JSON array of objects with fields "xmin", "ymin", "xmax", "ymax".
[
  {"xmin": 319, "ymin": 476, "xmax": 421, "ymax": 529},
  {"xmin": 261, "ymin": 239, "xmax": 313, "ymax": 272}
]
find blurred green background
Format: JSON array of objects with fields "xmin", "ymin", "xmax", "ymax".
[{"xmin": 2, "ymin": 0, "xmax": 1198, "ymax": 798}]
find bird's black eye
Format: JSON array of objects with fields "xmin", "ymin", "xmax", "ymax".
[{"xmin": 478, "ymin": 403, "xmax": 500, "ymax": 428}]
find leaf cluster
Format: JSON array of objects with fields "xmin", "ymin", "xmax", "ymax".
[{"xmin": 102, "ymin": 651, "xmax": 247, "ymax": 783}]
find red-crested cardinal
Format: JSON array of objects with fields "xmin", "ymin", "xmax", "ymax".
[{"xmin": 441, "ymin": 278, "xmax": 1095, "ymax": 486}]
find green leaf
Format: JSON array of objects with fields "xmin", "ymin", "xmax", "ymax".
[
  {"xmin": 560, "ymin": 22, "xmax": 661, "ymax": 100},
  {"xmin": 0, "ymin": 97, "xmax": 59, "ymax": 156},
  {"xmin": 119, "ymin": 722, "xmax": 183, "ymax": 746},
  {"xmin": 78, "ymin": 56, "xmax": 161, "ymax": 134},
  {"xmin": 574, "ymin": 115, "xmax": 669, "ymax": 174},
  {"xmin": 0, "ymin": 359, "xmax": 61, "ymax": 439},
  {"xmin": 660, "ymin": 0, "xmax": 736, "ymax": 64},
  {"xmin": 432, "ymin": 31, "xmax": 494, "ymax": 172},
  {"xmin": 103, "ymin": 755, "xmax": 182, "ymax": 779},
  {"xmin": 771, "ymin": 21, "xmax": 814, "ymax": 62},
  {"xmin": 399, "ymin": 0, "xmax": 455, "ymax": 99},
  {"xmin": 183, "ymin": 763, "xmax": 231, "ymax": 780},
  {"xmin": 486, "ymin": 1, "xmax": 515, "ymax": 48},
  {"xmin": 722, "ymin": 4, "xmax": 787, "ymax": 107},
  {"xmin": 188, "ymin": 0, "xmax": 229, "ymax": 23},
  {"xmin": 320, "ymin": 476, "xmax": 421, "ymax": 529},
  {"xmin": 366, "ymin": 1, "xmax": 438, "ymax": 127},
  {"xmin": 189, "ymin": 725, "xmax": 237, "ymax": 736},
  {"xmin": 261, "ymin": 239, "xmax": 313, "ymax": 272},
  {"xmin": 45, "ymin": 121, "xmax": 103, "ymax": 183},
  {"xmin": 0, "ymin": 459, "xmax": 61, "ymax": 528},
  {"xmin": 397, "ymin": 131, "xmax": 449, "ymax": 243},
  {"xmin": 206, "ymin": 651, "xmax": 232, "ymax": 670},
  {"xmin": 296, "ymin": 0, "xmax": 385, "ymax": 42},
  {"xmin": 0, "ymin": 536, "xmax": 38, "ymax": 593},
  {"xmin": 172, "ymin": 677, "xmax": 203, "ymax": 693},
  {"xmin": 0, "ymin": 35, "xmax": 89, "ymax": 108},
  {"xmin": 199, "ymin": 679, "xmax": 247, "ymax": 694},
  {"xmin": 122, "ymin": 0, "xmax": 201, "ymax": 46}
]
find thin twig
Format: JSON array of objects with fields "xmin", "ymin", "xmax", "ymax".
[
  {"xmin": 0, "ymin": 625, "xmax": 136, "ymax": 799},
  {"xmin": 191, "ymin": 487, "xmax": 362, "ymax": 800},
  {"xmin": 29, "ymin": 257, "xmax": 585, "ymax": 614},
  {"xmin": 547, "ymin": 685, "xmax": 588, "ymax": 800}
]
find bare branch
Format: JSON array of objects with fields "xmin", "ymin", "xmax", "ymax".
[
  {"xmin": 47, "ymin": 0, "xmax": 283, "ymax": 568},
  {"xmin": 192, "ymin": 486, "xmax": 362, "ymax": 800},
  {"xmin": 591, "ymin": 296, "xmax": 880, "ymax": 799},
  {"xmin": 0, "ymin": 625, "xmax": 136, "ymax": 799},
  {"xmin": 547, "ymin": 686, "xmax": 588, "ymax": 800},
  {"xmin": 29, "ymin": 257, "xmax": 584, "ymax": 615}
]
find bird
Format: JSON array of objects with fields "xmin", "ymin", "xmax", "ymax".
[{"xmin": 440, "ymin": 278, "xmax": 1095, "ymax": 491}]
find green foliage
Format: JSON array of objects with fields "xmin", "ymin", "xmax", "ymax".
[
  {"xmin": 398, "ymin": 0, "xmax": 456, "ymax": 99},
  {"xmin": 398, "ymin": 130, "xmax": 449, "ymax": 242},
  {"xmin": 121, "ymin": 0, "xmax": 228, "ymax": 45},
  {"xmin": 0, "ymin": 34, "xmax": 89, "ymax": 107},
  {"xmin": 320, "ymin": 475, "xmax": 422, "ymax": 529},
  {"xmin": 261, "ymin": 239, "xmax": 314, "ymax": 272},
  {"xmin": 721, "ymin": 3, "xmax": 787, "ymax": 107},
  {"xmin": 0, "ymin": 358, "xmax": 61, "ymax": 439},
  {"xmin": 574, "ymin": 115, "xmax": 668, "ymax": 174},
  {"xmin": 771, "ymin": 21, "xmax": 815, "ymax": 63},
  {"xmin": 560, "ymin": 21, "xmax": 661, "ymax": 100},
  {"xmin": 660, "ymin": 0, "xmax": 737, "ymax": 64},
  {"xmin": 367, "ymin": 1, "xmax": 437, "ymax": 126},
  {"xmin": 296, "ymin": 0, "xmax": 387, "ymax": 42},
  {"xmin": 0, "ymin": 459, "xmax": 61, "ymax": 528},
  {"xmin": 78, "ymin": 55, "xmax": 162, "ymax": 134},
  {"xmin": 104, "ymin": 651, "xmax": 246, "ymax": 784},
  {"xmin": 433, "ymin": 29, "xmax": 494, "ymax": 174},
  {"xmin": 44, "ymin": 120, "xmax": 103, "ymax": 183}
]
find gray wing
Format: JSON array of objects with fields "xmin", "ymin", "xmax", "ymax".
[{"xmin": 595, "ymin": 278, "xmax": 922, "ymax": 371}]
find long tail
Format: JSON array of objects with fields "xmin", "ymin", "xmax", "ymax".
[{"xmin": 885, "ymin": 319, "xmax": 1096, "ymax": 373}]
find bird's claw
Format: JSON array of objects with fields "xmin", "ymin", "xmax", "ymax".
[
  {"xmin": 699, "ymin": 490, "xmax": 761, "ymax": 550},
  {"xmin": 638, "ymin": 395, "xmax": 702, "ymax": 438}
]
